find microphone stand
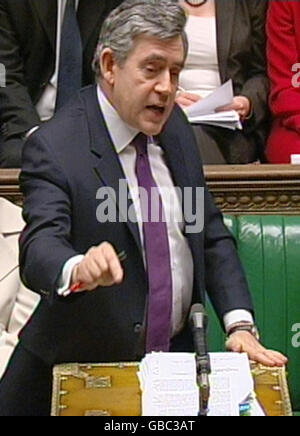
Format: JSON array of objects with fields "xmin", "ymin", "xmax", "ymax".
[
  {"xmin": 189, "ymin": 304, "xmax": 211, "ymax": 416},
  {"xmin": 196, "ymin": 354, "xmax": 211, "ymax": 416}
]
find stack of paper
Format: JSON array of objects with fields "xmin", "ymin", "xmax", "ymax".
[
  {"xmin": 207, "ymin": 352, "xmax": 255, "ymax": 416},
  {"xmin": 138, "ymin": 352, "xmax": 264, "ymax": 416},
  {"xmin": 138, "ymin": 352, "xmax": 199, "ymax": 416},
  {"xmin": 184, "ymin": 80, "xmax": 243, "ymax": 131}
]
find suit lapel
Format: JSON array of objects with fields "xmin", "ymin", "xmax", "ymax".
[
  {"xmin": 158, "ymin": 128, "xmax": 192, "ymax": 196},
  {"xmin": 82, "ymin": 86, "xmax": 143, "ymax": 256},
  {"xmin": 77, "ymin": 0, "xmax": 106, "ymax": 50},
  {"xmin": 30, "ymin": 0, "xmax": 57, "ymax": 51},
  {"xmin": 215, "ymin": 0, "xmax": 236, "ymax": 83}
]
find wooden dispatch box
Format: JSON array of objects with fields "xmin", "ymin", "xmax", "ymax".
[
  {"xmin": 251, "ymin": 364, "xmax": 293, "ymax": 417},
  {"xmin": 51, "ymin": 362, "xmax": 293, "ymax": 416},
  {"xmin": 51, "ymin": 363, "xmax": 141, "ymax": 416}
]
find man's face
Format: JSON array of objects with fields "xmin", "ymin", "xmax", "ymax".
[{"xmin": 102, "ymin": 34, "xmax": 185, "ymax": 136}]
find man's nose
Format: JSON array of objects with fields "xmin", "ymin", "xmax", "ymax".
[{"xmin": 155, "ymin": 70, "xmax": 173, "ymax": 95}]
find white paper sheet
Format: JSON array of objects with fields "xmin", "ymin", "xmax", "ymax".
[
  {"xmin": 207, "ymin": 352, "xmax": 254, "ymax": 416},
  {"xmin": 138, "ymin": 352, "xmax": 257, "ymax": 417},
  {"xmin": 184, "ymin": 80, "xmax": 242, "ymax": 130},
  {"xmin": 138, "ymin": 352, "xmax": 199, "ymax": 416}
]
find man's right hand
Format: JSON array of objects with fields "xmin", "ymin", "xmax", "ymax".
[{"xmin": 71, "ymin": 242, "xmax": 124, "ymax": 292}]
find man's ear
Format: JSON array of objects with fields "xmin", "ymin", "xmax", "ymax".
[{"xmin": 100, "ymin": 48, "xmax": 117, "ymax": 86}]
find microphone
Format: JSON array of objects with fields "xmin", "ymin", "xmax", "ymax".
[{"xmin": 189, "ymin": 303, "xmax": 211, "ymax": 416}]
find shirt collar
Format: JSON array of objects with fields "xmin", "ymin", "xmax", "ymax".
[{"xmin": 97, "ymin": 85, "xmax": 139, "ymax": 154}]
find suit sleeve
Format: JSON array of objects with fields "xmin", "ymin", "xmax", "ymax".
[
  {"xmin": 0, "ymin": 0, "xmax": 40, "ymax": 138},
  {"xmin": 267, "ymin": 1, "xmax": 300, "ymax": 133},
  {"xmin": 240, "ymin": 0, "xmax": 269, "ymax": 133},
  {"xmin": 19, "ymin": 131, "xmax": 79, "ymax": 302}
]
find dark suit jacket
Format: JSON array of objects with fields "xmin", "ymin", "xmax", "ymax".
[
  {"xmin": 0, "ymin": 0, "xmax": 123, "ymax": 139},
  {"xmin": 19, "ymin": 85, "xmax": 254, "ymax": 366},
  {"xmin": 214, "ymin": 0, "xmax": 269, "ymax": 160}
]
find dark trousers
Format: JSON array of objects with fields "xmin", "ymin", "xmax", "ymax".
[
  {"xmin": 192, "ymin": 124, "xmax": 258, "ymax": 164},
  {"xmin": 0, "ymin": 135, "xmax": 24, "ymax": 168},
  {"xmin": 0, "ymin": 344, "xmax": 53, "ymax": 416}
]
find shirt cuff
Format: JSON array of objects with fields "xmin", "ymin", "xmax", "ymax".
[
  {"xmin": 223, "ymin": 310, "xmax": 254, "ymax": 333},
  {"xmin": 23, "ymin": 126, "xmax": 40, "ymax": 140},
  {"xmin": 57, "ymin": 255, "xmax": 84, "ymax": 297}
]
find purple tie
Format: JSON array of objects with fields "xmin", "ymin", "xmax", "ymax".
[{"xmin": 133, "ymin": 133, "xmax": 173, "ymax": 352}]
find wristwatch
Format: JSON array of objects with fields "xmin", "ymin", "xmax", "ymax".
[{"xmin": 227, "ymin": 322, "xmax": 260, "ymax": 341}]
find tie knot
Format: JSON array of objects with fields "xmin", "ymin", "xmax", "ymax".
[{"xmin": 133, "ymin": 133, "xmax": 148, "ymax": 156}]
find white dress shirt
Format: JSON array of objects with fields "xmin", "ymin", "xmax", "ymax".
[{"xmin": 58, "ymin": 85, "xmax": 253, "ymax": 334}]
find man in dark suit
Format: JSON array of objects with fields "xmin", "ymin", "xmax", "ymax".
[
  {"xmin": 0, "ymin": 0, "xmax": 123, "ymax": 168},
  {"xmin": 0, "ymin": 0, "xmax": 287, "ymax": 416}
]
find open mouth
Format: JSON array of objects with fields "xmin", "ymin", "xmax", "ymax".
[{"xmin": 146, "ymin": 105, "xmax": 166, "ymax": 115}]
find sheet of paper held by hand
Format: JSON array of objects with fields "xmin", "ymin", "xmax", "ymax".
[{"xmin": 184, "ymin": 80, "xmax": 243, "ymax": 130}]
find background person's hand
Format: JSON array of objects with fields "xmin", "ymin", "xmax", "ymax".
[
  {"xmin": 175, "ymin": 91, "xmax": 202, "ymax": 108},
  {"xmin": 216, "ymin": 96, "xmax": 251, "ymax": 120},
  {"xmin": 71, "ymin": 242, "xmax": 124, "ymax": 292},
  {"xmin": 226, "ymin": 331, "xmax": 288, "ymax": 367}
]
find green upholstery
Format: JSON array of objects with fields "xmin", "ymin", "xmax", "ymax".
[{"xmin": 207, "ymin": 215, "xmax": 300, "ymax": 413}]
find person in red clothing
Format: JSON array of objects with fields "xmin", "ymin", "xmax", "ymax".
[{"xmin": 266, "ymin": 0, "xmax": 300, "ymax": 164}]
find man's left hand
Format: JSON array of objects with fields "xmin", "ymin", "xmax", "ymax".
[{"xmin": 226, "ymin": 331, "xmax": 288, "ymax": 367}]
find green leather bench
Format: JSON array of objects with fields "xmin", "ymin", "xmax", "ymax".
[{"xmin": 207, "ymin": 215, "xmax": 300, "ymax": 415}]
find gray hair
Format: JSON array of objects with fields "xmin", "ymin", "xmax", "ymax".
[{"xmin": 92, "ymin": 0, "xmax": 188, "ymax": 79}]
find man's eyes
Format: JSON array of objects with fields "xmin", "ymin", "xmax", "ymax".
[
  {"xmin": 144, "ymin": 66, "xmax": 180, "ymax": 78},
  {"xmin": 145, "ymin": 65, "xmax": 158, "ymax": 73}
]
